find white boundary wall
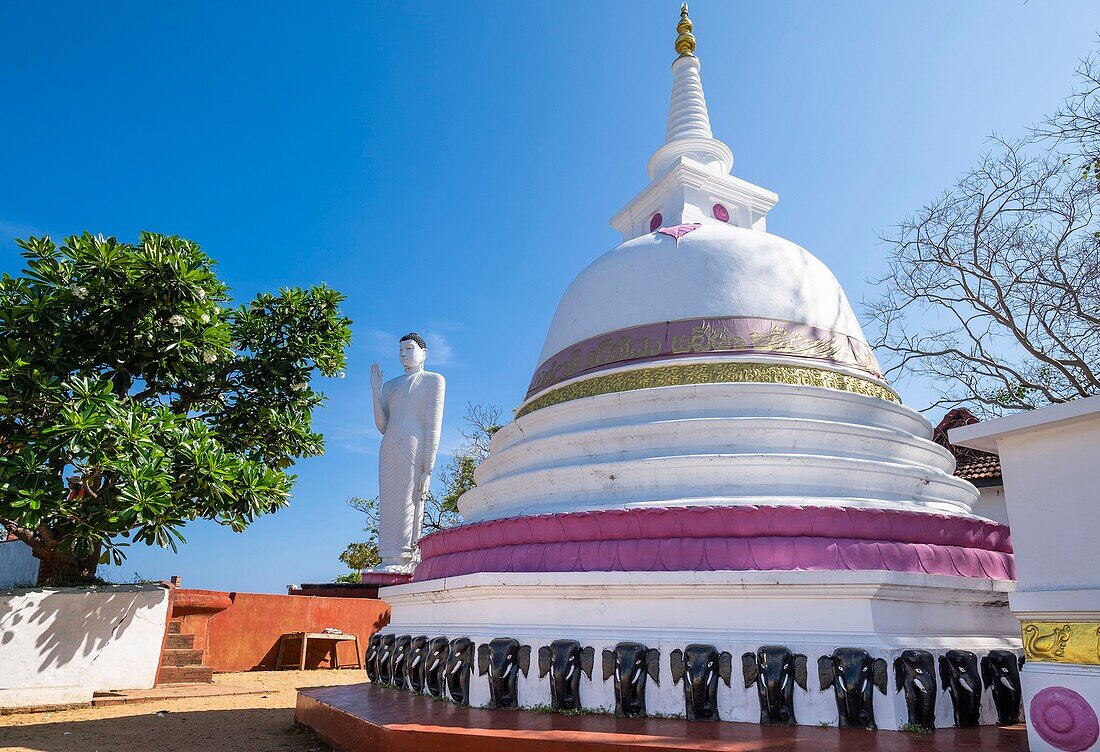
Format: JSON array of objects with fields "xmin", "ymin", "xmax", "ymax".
[
  {"xmin": 953, "ymin": 395, "xmax": 1100, "ymax": 752},
  {"xmin": 0, "ymin": 584, "xmax": 170, "ymax": 708},
  {"xmin": 0, "ymin": 539, "xmax": 39, "ymax": 589}
]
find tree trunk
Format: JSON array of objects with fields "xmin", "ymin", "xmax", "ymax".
[{"xmin": 29, "ymin": 540, "xmax": 102, "ymax": 585}]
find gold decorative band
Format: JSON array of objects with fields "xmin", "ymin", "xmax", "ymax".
[
  {"xmin": 1023, "ymin": 621, "xmax": 1100, "ymax": 665},
  {"xmin": 515, "ymin": 362, "xmax": 900, "ymax": 418}
]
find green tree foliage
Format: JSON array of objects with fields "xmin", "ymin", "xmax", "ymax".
[
  {"xmin": 338, "ymin": 541, "xmax": 380, "ymax": 577},
  {"xmin": 0, "ymin": 232, "xmax": 352, "ymax": 582},
  {"xmin": 336, "ymin": 403, "xmax": 501, "ymax": 580}
]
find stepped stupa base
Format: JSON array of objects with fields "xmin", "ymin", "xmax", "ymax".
[
  {"xmin": 295, "ymin": 682, "xmax": 1030, "ymax": 751},
  {"xmin": 377, "ymin": 570, "xmax": 1021, "ymax": 729}
]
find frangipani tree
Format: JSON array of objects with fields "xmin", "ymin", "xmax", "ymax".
[{"xmin": 0, "ymin": 232, "xmax": 351, "ymax": 582}]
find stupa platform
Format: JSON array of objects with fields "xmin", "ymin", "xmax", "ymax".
[{"xmin": 295, "ymin": 682, "xmax": 1031, "ymax": 752}]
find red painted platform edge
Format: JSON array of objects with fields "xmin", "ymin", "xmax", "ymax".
[{"xmin": 294, "ymin": 683, "xmax": 1032, "ymax": 752}]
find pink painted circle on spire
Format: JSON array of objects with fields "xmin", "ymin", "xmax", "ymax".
[
  {"xmin": 1031, "ymin": 687, "xmax": 1100, "ymax": 751},
  {"xmin": 649, "ymin": 213, "xmax": 663, "ymax": 232},
  {"xmin": 712, "ymin": 203, "xmax": 730, "ymax": 222}
]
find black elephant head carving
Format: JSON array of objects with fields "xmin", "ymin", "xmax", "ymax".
[
  {"xmin": 408, "ymin": 636, "xmax": 430, "ymax": 693},
  {"xmin": 939, "ymin": 649, "xmax": 982, "ymax": 727},
  {"xmin": 893, "ymin": 649, "xmax": 936, "ymax": 731},
  {"xmin": 377, "ymin": 634, "xmax": 396, "ymax": 685},
  {"xmin": 477, "ymin": 637, "xmax": 532, "ymax": 709},
  {"xmin": 670, "ymin": 644, "xmax": 731, "ymax": 721},
  {"xmin": 602, "ymin": 642, "xmax": 660, "ymax": 717},
  {"xmin": 446, "ymin": 637, "xmax": 475, "ymax": 705},
  {"xmin": 818, "ymin": 648, "xmax": 888, "ymax": 729},
  {"xmin": 537, "ymin": 640, "xmax": 595, "ymax": 711},
  {"xmin": 982, "ymin": 650, "xmax": 1023, "ymax": 726},
  {"xmin": 365, "ymin": 633, "xmax": 382, "ymax": 683},
  {"xmin": 741, "ymin": 645, "xmax": 807, "ymax": 726},
  {"xmin": 391, "ymin": 635, "xmax": 412, "ymax": 690},
  {"xmin": 424, "ymin": 636, "xmax": 449, "ymax": 699}
]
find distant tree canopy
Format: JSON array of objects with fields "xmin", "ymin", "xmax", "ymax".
[
  {"xmin": 866, "ymin": 54, "xmax": 1100, "ymax": 415},
  {"xmin": 336, "ymin": 540, "xmax": 380, "ymax": 583},
  {"xmin": 336, "ymin": 403, "xmax": 502, "ymax": 581},
  {"xmin": 0, "ymin": 232, "xmax": 351, "ymax": 583}
]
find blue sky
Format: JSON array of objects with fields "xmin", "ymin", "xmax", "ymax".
[{"xmin": 2, "ymin": 2, "xmax": 1096, "ymax": 592}]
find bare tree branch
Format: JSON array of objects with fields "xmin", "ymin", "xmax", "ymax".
[{"xmin": 864, "ymin": 57, "xmax": 1100, "ymax": 417}]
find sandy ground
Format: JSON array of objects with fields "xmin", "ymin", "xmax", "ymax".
[{"xmin": 0, "ymin": 670, "xmax": 365, "ymax": 752}]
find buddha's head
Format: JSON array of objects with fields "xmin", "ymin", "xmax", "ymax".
[{"xmin": 399, "ymin": 332, "xmax": 428, "ymax": 371}]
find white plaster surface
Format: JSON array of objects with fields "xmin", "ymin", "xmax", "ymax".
[
  {"xmin": 537, "ymin": 224, "xmax": 869, "ymax": 365},
  {"xmin": 0, "ymin": 539, "xmax": 39, "ymax": 589},
  {"xmin": 970, "ymin": 485, "xmax": 1008, "ymax": 526},
  {"xmin": 953, "ymin": 397, "xmax": 1100, "ymax": 748},
  {"xmin": 951, "ymin": 395, "xmax": 1100, "ymax": 593},
  {"xmin": 382, "ymin": 570, "xmax": 1018, "ymax": 728},
  {"xmin": 1021, "ymin": 663, "xmax": 1100, "ymax": 752},
  {"xmin": 0, "ymin": 585, "xmax": 169, "ymax": 708}
]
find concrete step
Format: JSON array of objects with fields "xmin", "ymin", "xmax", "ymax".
[
  {"xmin": 164, "ymin": 633, "xmax": 195, "ymax": 650},
  {"xmin": 157, "ymin": 665, "xmax": 213, "ymax": 684},
  {"xmin": 160, "ymin": 649, "xmax": 204, "ymax": 667}
]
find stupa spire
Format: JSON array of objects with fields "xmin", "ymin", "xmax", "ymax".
[
  {"xmin": 612, "ymin": 5, "xmax": 777, "ymax": 239},
  {"xmin": 647, "ymin": 4, "xmax": 733, "ymax": 179},
  {"xmin": 674, "ymin": 3, "xmax": 696, "ymax": 57}
]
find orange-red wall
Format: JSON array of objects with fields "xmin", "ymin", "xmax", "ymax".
[{"xmin": 175, "ymin": 589, "xmax": 390, "ymax": 673}]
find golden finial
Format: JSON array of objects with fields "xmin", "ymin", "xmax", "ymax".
[{"xmin": 675, "ymin": 3, "xmax": 696, "ymax": 57}]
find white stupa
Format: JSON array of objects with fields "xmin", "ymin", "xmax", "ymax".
[{"xmin": 380, "ymin": 6, "xmax": 1019, "ymax": 729}]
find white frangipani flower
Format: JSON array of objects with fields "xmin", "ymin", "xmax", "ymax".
[
  {"xmin": 168, "ymin": 314, "xmax": 185, "ymax": 327},
  {"xmin": 203, "ymin": 352, "xmax": 217, "ymax": 364},
  {"xmin": 71, "ymin": 285, "xmax": 88, "ymax": 299}
]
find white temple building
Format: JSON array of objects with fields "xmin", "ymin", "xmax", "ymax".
[{"xmin": 379, "ymin": 6, "xmax": 1020, "ymax": 730}]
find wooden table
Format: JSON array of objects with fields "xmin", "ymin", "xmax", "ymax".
[{"xmin": 276, "ymin": 631, "xmax": 362, "ymax": 670}]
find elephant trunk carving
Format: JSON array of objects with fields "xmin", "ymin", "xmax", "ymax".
[
  {"xmin": 940, "ymin": 650, "xmax": 982, "ymax": 728},
  {"xmin": 670, "ymin": 644, "xmax": 731, "ymax": 721},
  {"xmin": 742, "ymin": 646, "xmax": 807, "ymax": 726},
  {"xmin": 982, "ymin": 650, "xmax": 1023, "ymax": 726},
  {"xmin": 603, "ymin": 642, "xmax": 660, "ymax": 717},
  {"xmin": 391, "ymin": 635, "xmax": 411, "ymax": 690},
  {"xmin": 377, "ymin": 634, "xmax": 396, "ymax": 685},
  {"xmin": 538, "ymin": 640, "xmax": 594, "ymax": 711},
  {"xmin": 477, "ymin": 638, "xmax": 531, "ymax": 709},
  {"xmin": 424, "ymin": 636, "xmax": 449, "ymax": 700},
  {"xmin": 818, "ymin": 648, "xmax": 888, "ymax": 730},
  {"xmin": 365, "ymin": 634, "xmax": 382, "ymax": 684},
  {"xmin": 893, "ymin": 649, "xmax": 937, "ymax": 730},
  {"xmin": 407, "ymin": 636, "xmax": 429, "ymax": 693},
  {"xmin": 445, "ymin": 637, "xmax": 474, "ymax": 706}
]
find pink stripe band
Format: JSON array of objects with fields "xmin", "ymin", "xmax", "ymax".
[
  {"xmin": 413, "ymin": 505, "xmax": 1014, "ymax": 582},
  {"xmin": 527, "ymin": 315, "xmax": 883, "ymax": 398}
]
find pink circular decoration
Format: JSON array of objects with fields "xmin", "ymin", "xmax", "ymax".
[
  {"xmin": 1031, "ymin": 687, "xmax": 1100, "ymax": 751},
  {"xmin": 649, "ymin": 213, "xmax": 663, "ymax": 232},
  {"xmin": 712, "ymin": 203, "xmax": 730, "ymax": 222}
]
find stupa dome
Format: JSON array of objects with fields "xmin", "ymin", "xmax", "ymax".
[{"xmin": 537, "ymin": 223, "xmax": 871, "ymax": 371}]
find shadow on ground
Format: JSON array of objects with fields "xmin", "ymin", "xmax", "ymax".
[{"xmin": 1, "ymin": 708, "xmax": 328, "ymax": 752}]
